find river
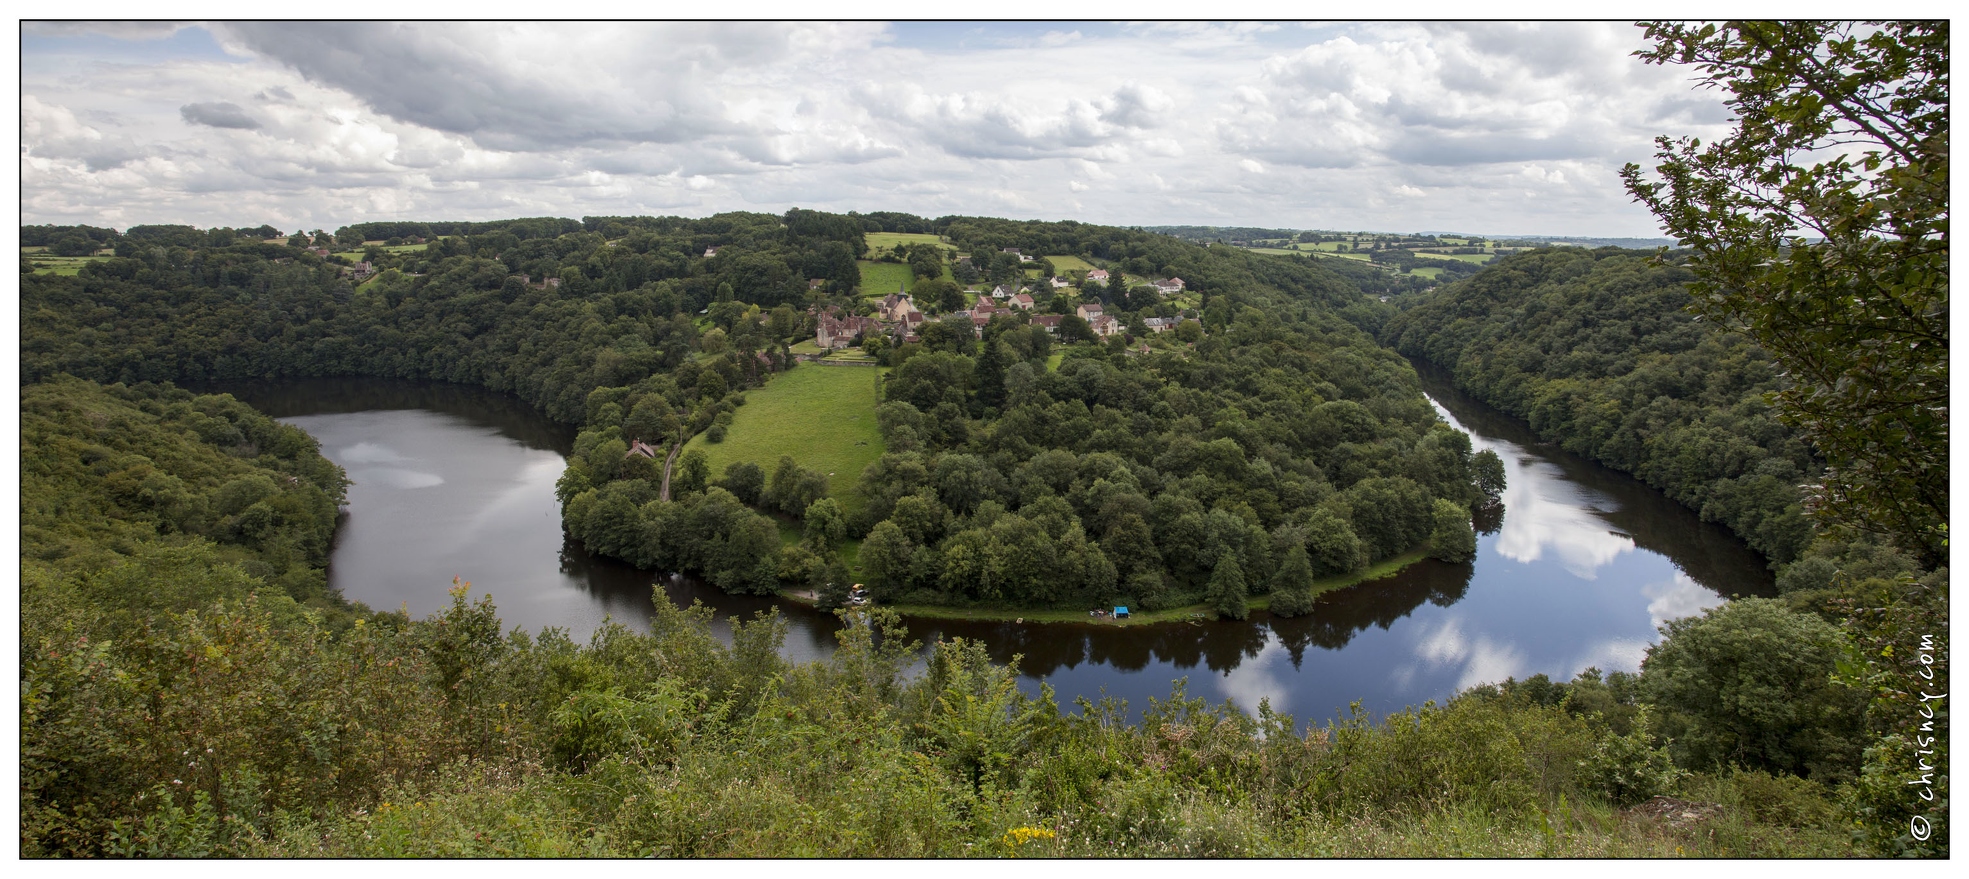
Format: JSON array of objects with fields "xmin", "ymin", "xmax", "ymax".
[{"xmin": 222, "ymin": 372, "xmax": 1774, "ymax": 724}]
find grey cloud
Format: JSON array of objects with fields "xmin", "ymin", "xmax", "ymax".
[
  {"xmin": 212, "ymin": 22, "xmax": 812, "ymax": 152},
  {"xmin": 1441, "ymin": 22, "xmax": 1616, "ymax": 78},
  {"xmin": 258, "ymin": 86, "xmax": 295, "ymax": 101},
  {"xmin": 859, "ymin": 83, "xmax": 1158, "ymax": 161},
  {"xmin": 181, "ymin": 101, "xmax": 261, "ymax": 129},
  {"xmin": 1383, "ymin": 129, "xmax": 1602, "ymax": 167},
  {"xmin": 77, "ymin": 142, "xmax": 149, "ymax": 171},
  {"xmin": 25, "ymin": 21, "xmax": 192, "ymax": 39},
  {"xmin": 1646, "ymin": 93, "xmax": 1734, "ymax": 127},
  {"xmin": 1098, "ymin": 83, "xmax": 1173, "ymax": 128}
]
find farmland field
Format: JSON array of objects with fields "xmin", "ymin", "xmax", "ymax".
[
  {"xmin": 1410, "ymin": 251, "xmax": 1493, "ymax": 264},
  {"xmin": 22, "ymin": 251, "xmax": 109, "ymax": 275},
  {"xmin": 856, "ymin": 260, "xmax": 914, "ymax": 297},
  {"xmin": 864, "ymin": 231, "xmax": 951, "ymax": 256},
  {"xmin": 1043, "ymin": 254, "xmax": 1098, "ymax": 274},
  {"xmin": 683, "ymin": 364, "xmax": 888, "ymax": 517}
]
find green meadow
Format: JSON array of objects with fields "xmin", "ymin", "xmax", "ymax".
[
  {"xmin": 684, "ymin": 364, "xmax": 888, "ymax": 517},
  {"xmin": 1043, "ymin": 254, "xmax": 1098, "ymax": 274},
  {"xmin": 1411, "ymin": 251, "xmax": 1494, "ymax": 264},
  {"xmin": 22, "ymin": 250, "xmax": 109, "ymax": 275},
  {"xmin": 863, "ymin": 231, "xmax": 950, "ymax": 255},
  {"xmin": 856, "ymin": 260, "xmax": 914, "ymax": 297}
]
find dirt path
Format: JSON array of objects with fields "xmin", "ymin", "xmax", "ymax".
[{"xmin": 658, "ymin": 439, "xmax": 683, "ymax": 501}]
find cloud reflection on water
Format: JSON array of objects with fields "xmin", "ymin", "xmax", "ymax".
[
  {"xmin": 351, "ymin": 466, "xmax": 444, "ymax": 489},
  {"xmin": 1213, "ymin": 632, "xmax": 1293, "ymax": 716},
  {"xmin": 1644, "ymin": 571, "xmax": 1724, "ymax": 630},
  {"xmin": 337, "ymin": 441, "xmax": 409, "ymax": 464},
  {"xmin": 1488, "ymin": 450, "xmax": 1635, "ymax": 578},
  {"xmin": 1411, "ymin": 617, "xmax": 1529, "ymax": 693}
]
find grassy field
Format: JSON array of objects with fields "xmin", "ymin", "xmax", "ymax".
[
  {"xmin": 1043, "ymin": 254, "xmax": 1098, "ymax": 274},
  {"xmin": 857, "ymin": 260, "xmax": 914, "ymax": 297},
  {"xmin": 22, "ymin": 251, "xmax": 110, "ymax": 275},
  {"xmin": 684, "ymin": 364, "xmax": 887, "ymax": 517},
  {"xmin": 1407, "ymin": 266, "xmax": 1445, "ymax": 279},
  {"xmin": 1410, "ymin": 251, "xmax": 1493, "ymax": 264},
  {"xmin": 864, "ymin": 231, "xmax": 950, "ymax": 257}
]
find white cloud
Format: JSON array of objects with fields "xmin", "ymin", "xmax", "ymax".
[
  {"xmin": 1411, "ymin": 618, "xmax": 1529, "ymax": 692},
  {"xmin": 22, "ymin": 21, "xmax": 1735, "ymax": 234}
]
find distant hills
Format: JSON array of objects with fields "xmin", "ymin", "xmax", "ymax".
[{"xmin": 1145, "ymin": 225, "xmax": 1679, "ymax": 251}]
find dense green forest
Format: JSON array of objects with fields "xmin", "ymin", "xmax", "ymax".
[
  {"xmin": 18, "ymin": 218, "xmax": 1933, "ymax": 858},
  {"xmin": 21, "ymin": 376, "xmax": 1872, "ymax": 856},
  {"xmin": 19, "ymin": 20, "xmax": 1946, "ymax": 859},
  {"xmin": 1383, "ymin": 247, "xmax": 1816, "ymax": 565},
  {"xmin": 23, "ymin": 209, "xmax": 1486, "ymax": 616}
]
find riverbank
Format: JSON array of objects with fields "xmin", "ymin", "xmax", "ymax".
[{"xmin": 778, "ymin": 547, "xmax": 1433, "ymax": 626}]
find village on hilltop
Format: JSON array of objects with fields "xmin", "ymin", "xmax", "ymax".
[{"xmin": 809, "ymin": 253, "xmax": 1193, "ymax": 353}]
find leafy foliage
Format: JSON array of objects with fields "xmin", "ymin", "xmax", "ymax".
[
  {"xmin": 1385, "ymin": 247, "xmax": 1817, "ymax": 565},
  {"xmin": 1621, "ymin": 21, "xmax": 1947, "ymax": 567}
]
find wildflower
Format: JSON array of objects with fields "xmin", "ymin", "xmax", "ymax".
[{"xmin": 1001, "ymin": 826, "xmax": 1057, "ymax": 849}]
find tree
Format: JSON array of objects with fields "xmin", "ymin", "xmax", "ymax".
[
  {"xmin": 716, "ymin": 460, "xmax": 765, "ymax": 506},
  {"xmin": 1621, "ymin": 21, "xmax": 1947, "ymax": 567},
  {"xmin": 813, "ymin": 554, "xmax": 852, "ymax": 610},
  {"xmin": 906, "ymin": 244, "xmax": 944, "ymax": 280},
  {"xmin": 50, "ymin": 235, "xmax": 97, "ymax": 257},
  {"xmin": 804, "ymin": 497, "xmax": 846, "ymax": 547},
  {"xmin": 971, "ymin": 340, "xmax": 1011, "ymax": 414},
  {"xmin": 1267, "ymin": 544, "xmax": 1317, "ymax": 617},
  {"xmin": 1057, "ymin": 314, "xmax": 1096, "ymax": 344},
  {"xmin": 1639, "ymin": 598, "xmax": 1865, "ymax": 778},
  {"xmin": 1205, "ymin": 553, "xmax": 1248, "ymax": 621},
  {"xmin": 675, "ymin": 450, "xmax": 710, "ymax": 495},
  {"xmin": 858, "ymin": 520, "xmax": 915, "ymax": 599},
  {"xmin": 1471, "ymin": 449, "xmax": 1507, "ymax": 504},
  {"xmin": 1427, "ymin": 498, "xmax": 1476, "ymax": 562},
  {"xmin": 912, "ymin": 278, "xmax": 965, "ymax": 314},
  {"xmin": 624, "ymin": 397, "xmax": 678, "ymax": 444}
]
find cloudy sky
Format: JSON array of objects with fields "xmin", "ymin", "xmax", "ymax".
[{"xmin": 21, "ymin": 20, "xmax": 1737, "ymax": 237}]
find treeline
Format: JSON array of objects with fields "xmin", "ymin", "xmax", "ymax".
[
  {"xmin": 23, "ymin": 223, "xmax": 290, "ymax": 255},
  {"xmin": 23, "ymin": 211, "xmax": 1468, "ymax": 616},
  {"xmin": 18, "ymin": 211, "xmax": 875, "ymax": 422},
  {"xmin": 526, "ymin": 214, "xmax": 1489, "ymax": 614},
  {"xmin": 20, "ymin": 379, "xmax": 1864, "ymax": 856},
  {"xmin": 1383, "ymin": 248, "xmax": 1818, "ymax": 566},
  {"xmin": 20, "ymin": 377, "xmax": 348, "ymax": 607},
  {"xmin": 850, "ymin": 309, "xmax": 1489, "ymax": 613}
]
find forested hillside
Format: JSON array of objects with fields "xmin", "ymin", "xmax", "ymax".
[
  {"xmin": 24, "ymin": 211, "xmax": 1486, "ymax": 616},
  {"xmin": 20, "ymin": 378, "xmax": 348, "ymax": 607},
  {"xmin": 1382, "ymin": 248, "xmax": 1816, "ymax": 565},
  {"xmin": 20, "ymin": 378, "xmax": 1859, "ymax": 857},
  {"xmin": 17, "ymin": 208, "xmax": 1932, "ymax": 858}
]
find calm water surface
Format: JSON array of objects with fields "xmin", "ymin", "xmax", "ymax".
[{"xmin": 223, "ymin": 372, "xmax": 1774, "ymax": 723}]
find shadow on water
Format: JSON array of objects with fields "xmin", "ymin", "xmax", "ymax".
[
  {"xmin": 201, "ymin": 376, "xmax": 579, "ymax": 456},
  {"xmin": 1411, "ymin": 362, "xmax": 1776, "ymax": 597},
  {"xmin": 213, "ymin": 374, "xmax": 1779, "ymax": 724}
]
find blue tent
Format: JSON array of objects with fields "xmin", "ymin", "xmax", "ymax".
[{"xmin": 1113, "ymin": 606, "xmax": 1129, "ymax": 618}]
